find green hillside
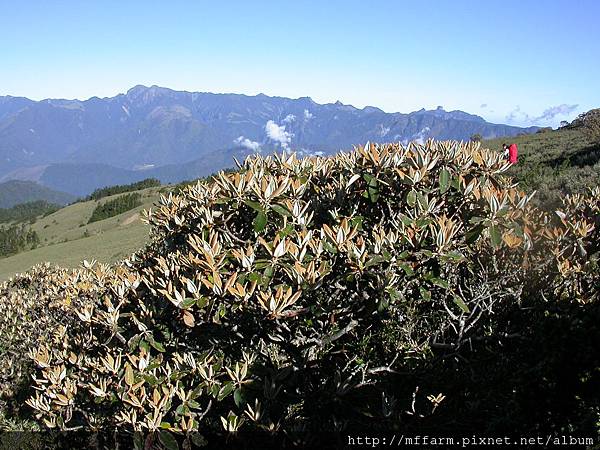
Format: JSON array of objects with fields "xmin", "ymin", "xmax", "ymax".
[
  {"xmin": 0, "ymin": 186, "xmax": 162, "ymax": 280},
  {"xmin": 484, "ymin": 128, "xmax": 599, "ymax": 209},
  {"xmin": 0, "ymin": 127, "xmax": 597, "ymax": 282}
]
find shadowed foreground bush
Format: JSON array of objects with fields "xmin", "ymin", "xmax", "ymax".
[{"xmin": 1, "ymin": 140, "xmax": 598, "ymax": 447}]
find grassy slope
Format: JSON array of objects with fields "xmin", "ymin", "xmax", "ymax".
[
  {"xmin": 0, "ymin": 187, "xmax": 163, "ymax": 281},
  {"xmin": 484, "ymin": 128, "xmax": 600, "ymax": 208},
  {"xmin": 1, "ymin": 127, "xmax": 597, "ymax": 281},
  {"xmin": 0, "ymin": 224, "xmax": 146, "ymax": 280}
]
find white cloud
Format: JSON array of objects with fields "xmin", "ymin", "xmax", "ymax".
[
  {"xmin": 505, "ymin": 105, "xmax": 531, "ymax": 123},
  {"xmin": 536, "ymin": 104, "xmax": 578, "ymax": 121},
  {"xmin": 265, "ymin": 120, "xmax": 293, "ymax": 150},
  {"xmin": 304, "ymin": 109, "xmax": 314, "ymax": 120},
  {"xmin": 506, "ymin": 104, "xmax": 579, "ymax": 125},
  {"xmin": 283, "ymin": 114, "xmax": 296, "ymax": 123},
  {"xmin": 234, "ymin": 136, "xmax": 261, "ymax": 152}
]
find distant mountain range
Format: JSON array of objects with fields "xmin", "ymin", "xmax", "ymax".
[{"xmin": 0, "ymin": 85, "xmax": 539, "ymax": 195}]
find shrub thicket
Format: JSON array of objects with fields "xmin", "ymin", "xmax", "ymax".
[
  {"xmin": 0, "ymin": 263, "xmax": 124, "ymax": 430},
  {"xmin": 0, "ymin": 140, "xmax": 598, "ymax": 446},
  {"xmin": 88, "ymin": 193, "xmax": 142, "ymax": 224},
  {"xmin": 574, "ymin": 108, "xmax": 600, "ymax": 144}
]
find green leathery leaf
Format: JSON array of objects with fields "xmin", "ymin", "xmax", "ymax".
[
  {"xmin": 430, "ymin": 277, "xmax": 449, "ymax": 289},
  {"xmin": 451, "ymin": 176, "xmax": 461, "ymax": 191},
  {"xmin": 234, "ymin": 388, "xmax": 245, "ymax": 407},
  {"xmin": 368, "ymin": 185, "xmax": 380, "ymax": 203},
  {"xmin": 158, "ymin": 431, "xmax": 179, "ymax": 450},
  {"xmin": 350, "ymin": 215, "xmax": 364, "ymax": 230},
  {"xmin": 150, "ymin": 339, "xmax": 166, "ymax": 353},
  {"xmin": 271, "ymin": 204, "xmax": 291, "ymax": 217},
  {"xmin": 213, "ymin": 196, "xmax": 231, "ymax": 204},
  {"xmin": 453, "ymin": 296, "xmax": 470, "ymax": 313},
  {"xmin": 196, "ymin": 296, "xmax": 208, "ymax": 308},
  {"xmin": 466, "ymin": 224, "xmax": 485, "ymax": 244},
  {"xmin": 365, "ymin": 255, "xmax": 386, "ymax": 268},
  {"xmin": 218, "ymin": 382, "xmax": 234, "ymax": 401},
  {"xmin": 181, "ymin": 297, "xmax": 196, "ymax": 309},
  {"xmin": 489, "ymin": 225, "xmax": 502, "ymax": 248},
  {"xmin": 253, "ymin": 210, "xmax": 267, "ymax": 232},
  {"xmin": 398, "ymin": 262, "xmax": 415, "ymax": 276},
  {"xmin": 420, "ymin": 287, "xmax": 432, "ymax": 301},
  {"xmin": 417, "ymin": 191, "xmax": 428, "ymax": 210},
  {"xmin": 442, "ymin": 251, "xmax": 465, "ymax": 262},
  {"xmin": 263, "ymin": 265, "xmax": 274, "ymax": 279},
  {"xmin": 407, "ymin": 189, "xmax": 417, "ymax": 207},
  {"xmin": 277, "ymin": 223, "xmax": 295, "ymax": 238},
  {"xmin": 248, "ymin": 272, "xmax": 261, "ymax": 283},
  {"xmin": 439, "ymin": 168, "xmax": 450, "ymax": 193},
  {"xmin": 139, "ymin": 340, "xmax": 150, "ymax": 353},
  {"xmin": 377, "ymin": 296, "xmax": 390, "ymax": 312},
  {"xmin": 244, "ymin": 199, "xmax": 263, "ymax": 212}
]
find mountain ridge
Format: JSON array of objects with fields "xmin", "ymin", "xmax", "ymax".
[
  {"xmin": 0, "ymin": 180, "xmax": 76, "ymax": 208},
  {"xmin": 0, "ymin": 85, "xmax": 539, "ymax": 195}
]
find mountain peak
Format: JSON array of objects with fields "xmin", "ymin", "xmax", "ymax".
[
  {"xmin": 363, "ymin": 105, "xmax": 383, "ymax": 113},
  {"xmin": 330, "ymin": 100, "xmax": 358, "ymax": 111},
  {"xmin": 126, "ymin": 85, "xmax": 173, "ymax": 103},
  {"xmin": 127, "ymin": 85, "xmax": 149, "ymax": 95},
  {"xmin": 297, "ymin": 96, "xmax": 315, "ymax": 104}
]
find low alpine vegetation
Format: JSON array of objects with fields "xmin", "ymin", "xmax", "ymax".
[{"xmin": 1, "ymin": 140, "xmax": 598, "ymax": 445}]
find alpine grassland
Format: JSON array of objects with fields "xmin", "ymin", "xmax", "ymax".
[{"xmin": 0, "ymin": 187, "xmax": 161, "ymax": 281}]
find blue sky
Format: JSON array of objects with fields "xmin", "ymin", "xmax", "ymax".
[{"xmin": 1, "ymin": 0, "xmax": 598, "ymax": 127}]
